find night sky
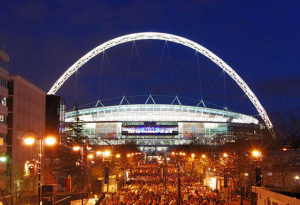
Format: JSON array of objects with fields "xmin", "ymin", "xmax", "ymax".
[{"xmin": 1, "ymin": 1, "xmax": 299, "ymax": 124}]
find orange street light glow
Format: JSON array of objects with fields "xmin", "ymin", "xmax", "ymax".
[
  {"xmin": 25, "ymin": 137, "xmax": 35, "ymax": 145},
  {"xmin": 127, "ymin": 154, "xmax": 131, "ymax": 157},
  {"xmin": 223, "ymin": 153, "xmax": 228, "ymax": 157},
  {"xmin": 87, "ymin": 154, "xmax": 94, "ymax": 159},
  {"xmin": 73, "ymin": 146, "xmax": 80, "ymax": 151},
  {"xmin": 45, "ymin": 137, "xmax": 56, "ymax": 145},
  {"xmin": 191, "ymin": 154, "xmax": 195, "ymax": 158},
  {"xmin": 104, "ymin": 150, "xmax": 110, "ymax": 157},
  {"xmin": 86, "ymin": 145, "xmax": 92, "ymax": 151},
  {"xmin": 116, "ymin": 154, "xmax": 121, "ymax": 158},
  {"xmin": 252, "ymin": 150, "xmax": 260, "ymax": 157},
  {"xmin": 202, "ymin": 154, "xmax": 206, "ymax": 158}
]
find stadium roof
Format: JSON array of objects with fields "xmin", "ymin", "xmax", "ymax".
[{"xmin": 65, "ymin": 104, "xmax": 259, "ymax": 124}]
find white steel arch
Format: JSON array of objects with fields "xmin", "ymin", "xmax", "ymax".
[{"xmin": 48, "ymin": 32, "xmax": 273, "ymax": 129}]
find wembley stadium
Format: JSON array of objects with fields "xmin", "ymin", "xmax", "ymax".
[
  {"xmin": 49, "ymin": 32, "xmax": 272, "ymax": 151},
  {"xmin": 63, "ymin": 103, "xmax": 263, "ymax": 152}
]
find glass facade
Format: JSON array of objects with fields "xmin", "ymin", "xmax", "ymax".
[
  {"xmin": 65, "ymin": 121, "xmax": 262, "ymax": 148},
  {"xmin": 64, "ymin": 105, "xmax": 262, "ymax": 150}
]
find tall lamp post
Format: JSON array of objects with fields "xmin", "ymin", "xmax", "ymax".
[
  {"xmin": 23, "ymin": 130, "xmax": 56, "ymax": 205},
  {"xmin": 73, "ymin": 144, "xmax": 93, "ymax": 205},
  {"xmin": 252, "ymin": 150, "xmax": 262, "ymax": 187}
]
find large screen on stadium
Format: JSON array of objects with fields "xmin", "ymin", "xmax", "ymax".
[
  {"xmin": 123, "ymin": 127, "xmax": 175, "ymax": 134},
  {"xmin": 122, "ymin": 122, "xmax": 178, "ymax": 135}
]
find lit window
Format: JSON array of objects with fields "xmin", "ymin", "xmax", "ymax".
[
  {"xmin": 0, "ymin": 115, "xmax": 5, "ymax": 123},
  {"xmin": 0, "ymin": 97, "xmax": 6, "ymax": 106}
]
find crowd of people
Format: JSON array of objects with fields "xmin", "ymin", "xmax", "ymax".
[{"xmin": 104, "ymin": 162, "xmax": 228, "ymax": 205}]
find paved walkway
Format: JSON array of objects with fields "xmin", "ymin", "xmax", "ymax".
[{"xmin": 86, "ymin": 198, "xmax": 97, "ymax": 205}]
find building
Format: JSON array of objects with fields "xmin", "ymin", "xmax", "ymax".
[
  {"xmin": 252, "ymin": 186, "xmax": 300, "ymax": 205},
  {"xmin": 7, "ymin": 75, "xmax": 46, "ymax": 194},
  {"xmin": 45, "ymin": 95, "xmax": 65, "ymax": 159},
  {"xmin": 63, "ymin": 103, "xmax": 264, "ymax": 152},
  {"xmin": 0, "ymin": 49, "xmax": 9, "ymax": 189}
]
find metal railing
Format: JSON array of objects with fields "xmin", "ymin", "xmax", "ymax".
[
  {"xmin": 10, "ymin": 192, "xmax": 89, "ymax": 205},
  {"xmin": 95, "ymin": 193, "xmax": 105, "ymax": 205},
  {"xmin": 53, "ymin": 193, "xmax": 89, "ymax": 205}
]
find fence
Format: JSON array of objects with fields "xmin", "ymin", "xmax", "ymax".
[
  {"xmin": 53, "ymin": 192, "xmax": 89, "ymax": 205},
  {"xmin": 95, "ymin": 193, "xmax": 105, "ymax": 205},
  {"xmin": 11, "ymin": 192, "xmax": 88, "ymax": 205}
]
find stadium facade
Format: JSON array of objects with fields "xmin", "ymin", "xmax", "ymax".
[{"xmin": 64, "ymin": 103, "xmax": 264, "ymax": 152}]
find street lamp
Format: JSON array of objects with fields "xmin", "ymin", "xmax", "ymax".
[
  {"xmin": 104, "ymin": 150, "xmax": 111, "ymax": 158},
  {"xmin": 252, "ymin": 150, "xmax": 262, "ymax": 187},
  {"xmin": 252, "ymin": 150, "xmax": 260, "ymax": 157},
  {"xmin": 72, "ymin": 144, "xmax": 94, "ymax": 205},
  {"xmin": 23, "ymin": 130, "xmax": 56, "ymax": 205},
  {"xmin": 243, "ymin": 173, "xmax": 249, "ymax": 199}
]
